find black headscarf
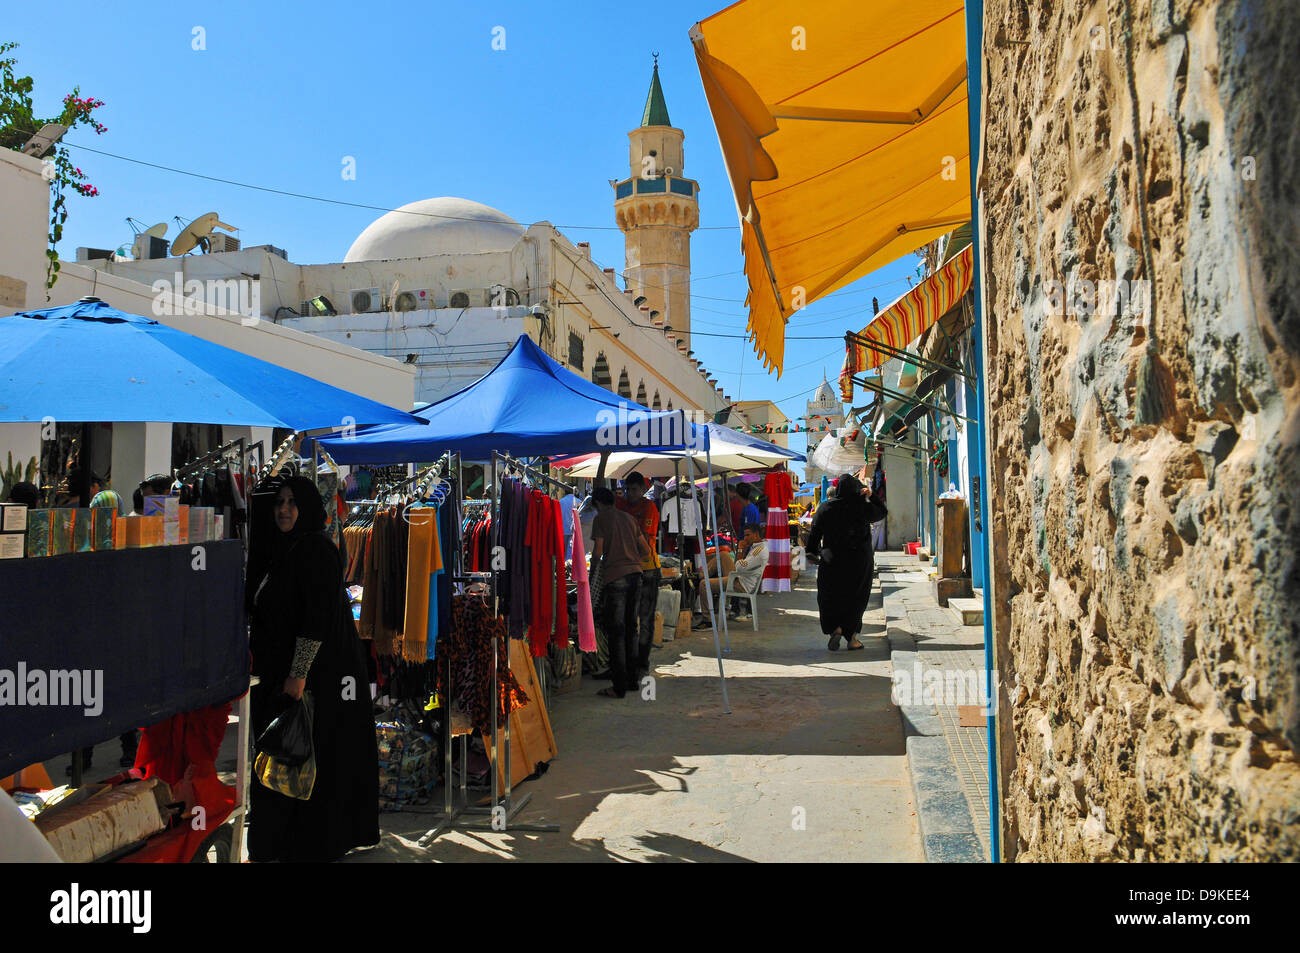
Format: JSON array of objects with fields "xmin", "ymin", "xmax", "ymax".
[
  {"xmin": 836, "ymin": 472, "xmax": 865, "ymax": 499},
  {"xmin": 279, "ymin": 476, "xmax": 327, "ymax": 536}
]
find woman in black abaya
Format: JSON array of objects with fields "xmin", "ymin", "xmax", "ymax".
[
  {"xmin": 248, "ymin": 477, "xmax": 378, "ymax": 862},
  {"xmin": 805, "ymin": 473, "xmax": 887, "ymax": 651}
]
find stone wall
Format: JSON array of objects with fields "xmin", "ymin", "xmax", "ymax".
[{"xmin": 981, "ymin": 0, "xmax": 1299, "ymax": 860}]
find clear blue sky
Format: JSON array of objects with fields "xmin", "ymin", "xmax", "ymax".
[{"xmin": 7, "ymin": 0, "xmax": 922, "ymax": 458}]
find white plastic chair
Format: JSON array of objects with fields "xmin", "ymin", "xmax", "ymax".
[{"xmin": 722, "ymin": 572, "xmax": 759, "ymax": 630}]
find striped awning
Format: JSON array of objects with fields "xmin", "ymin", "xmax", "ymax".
[{"xmin": 839, "ymin": 243, "xmax": 973, "ymax": 400}]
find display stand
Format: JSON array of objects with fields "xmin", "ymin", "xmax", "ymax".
[{"xmin": 417, "ymin": 451, "xmax": 562, "ymax": 844}]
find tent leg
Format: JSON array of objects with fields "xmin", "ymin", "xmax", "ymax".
[{"xmin": 691, "ymin": 448, "xmax": 730, "ymax": 714}]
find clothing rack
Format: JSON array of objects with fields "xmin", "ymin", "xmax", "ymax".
[
  {"xmin": 176, "ymin": 437, "xmax": 246, "ymax": 482},
  {"xmin": 256, "ymin": 432, "xmax": 299, "ymax": 484},
  {"xmin": 417, "ymin": 449, "xmax": 560, "ymax": 845},
  {"xmin": 496, "ymin": 451, "xmax": 576, "ymax": 496}
]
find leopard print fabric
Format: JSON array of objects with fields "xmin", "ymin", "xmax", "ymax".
[{"xmin": 436, "ymin": 594, "xmax": 529, "ymax": 736}]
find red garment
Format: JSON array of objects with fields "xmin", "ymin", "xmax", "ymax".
[
  {"xmin": 525, "ymin": 490, "xmax": 555, "ymax": 656},
  {"xmin": 121, "ymin": 701, "xmax": 236, "ymax": 863},
  {"xmin": 550, "ymin": 497, "xmax": 569, "ymax": 649},
  {"xmin": 728, "ymin": 496, "xmax": 745, "ymax": 535},
  {"xmin": 764, "ymin": 471, "xmax": 794, "ymax": 510}
]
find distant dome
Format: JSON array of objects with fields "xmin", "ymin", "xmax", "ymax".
[
  {"xmin": 812, "ymin": 377, "xmax": 839, "ymax": 406},
  {"xmin": 344, "ymin": 197, "xmax": 524, "ymax": 262}
]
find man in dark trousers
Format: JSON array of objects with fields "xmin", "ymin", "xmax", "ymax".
[
  {"xmin": 591, "ymin": 488, "xmax": 650, "ymax": 698},
  {"xmin": 616, "ymin": 471, "xmax": 661, "ymax": 688}
]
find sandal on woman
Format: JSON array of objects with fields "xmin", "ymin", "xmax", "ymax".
[
  {"xmin": 846, "ymin": 637, "xmax": 865, "ymax": 651},
  {"xmin": 597, "ymin": 687, "xmax": 624, "ymax": 698},
  {"xmin": 827, "ymin": 628, "xmax": 843, "ymax": 651}
]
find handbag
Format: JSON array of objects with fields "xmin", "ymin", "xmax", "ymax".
[{"xmin": 254, "ymin": 691, "xmax": 317, "ymax": 800}]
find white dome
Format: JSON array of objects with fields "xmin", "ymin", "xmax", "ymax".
[
  {"xmin": 812, "ymin": 377, "xmax": 839, "ymax": 406},
  {"xmin": 344, "ymin": 197, "xmax": 524, "ymax": 262}
]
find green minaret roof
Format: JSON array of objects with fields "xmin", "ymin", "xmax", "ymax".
[{"xmin": 641, "ymin": 62, "xmax": 671, "ymax": 127}]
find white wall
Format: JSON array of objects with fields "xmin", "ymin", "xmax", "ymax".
[{"xmin": 0, "ymin": 148, "xmax": 52, "ymax": 310}]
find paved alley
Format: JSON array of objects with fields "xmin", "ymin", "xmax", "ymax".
[{"xmin": 346, "ymin": 568, "xmax": 922, "ymax": 862}]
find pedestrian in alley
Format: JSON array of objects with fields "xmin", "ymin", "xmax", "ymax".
[
  {"xmin": 590, "ymin": 487, "xmax": 651, "ymax": 698},
  {"xmin": 805, "ymin": 472, "xmax": 887, "ymax": 651},
  {"xmin": 616, "ymin": 471, "xmax": 661, "ymax": 688}
]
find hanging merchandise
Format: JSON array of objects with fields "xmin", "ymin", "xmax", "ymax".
[
  {"xmin": 761, "ymin": 469, "xmax": 794, "ymax": 593},
  {"xmin": 435, "ymin": 593, "xmax": 529, "ymax": 737}
]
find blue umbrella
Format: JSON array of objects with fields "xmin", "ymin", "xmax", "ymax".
[{"xmin": 0, "ymin": 299, "xmax": 425, "ymax": 429}]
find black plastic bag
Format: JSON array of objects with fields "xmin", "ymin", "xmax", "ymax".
[{"xmin": 255, "ymin": 692, "xmax": 315, "ymax": 766}]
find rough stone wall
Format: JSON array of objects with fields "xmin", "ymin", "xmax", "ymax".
[{"xmin": 981, "ymin": 0, "xmax": 1300, "ymax": 860}]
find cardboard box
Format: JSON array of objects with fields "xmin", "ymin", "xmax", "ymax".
[
  {"xmin": 26, "ymin": 509, "xmax": 52, "ymax": 557},
  {"xmin": 71, "ymin": 508, "xmax": 94, "ymax": 552},
  {"xmin": 1, "ymin": 502, "xmax": 28, "ymax": 532},
  {"xmin": 50, "ymin": 509, "xmax": 75, "ymax": 555},
  {"xmin": 91, "ymin": 508, "xmax": 116, "ymax": 550},
  {"xmin": 676, "ymin": 609, "xmax": 693, "ymax": 641},
  {"xmin": 188, "ymin": 507, "xmax": 213, "ymax": 543},
  {"xmin": 142, "ymin": 495, "xmax": 176, "ymax": 519},
  {"xmin": 123, "ymin": 514, "xmax": 164, "ymax": 548},
  {"xmin": 653, "ymin": 611, "xmax": 664, "ymax": 647},
  {"xmin": 163, "ymin": 504, "xmax": 188, "ymax": 546}
]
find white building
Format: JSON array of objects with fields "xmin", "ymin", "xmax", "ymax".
[
  {"xmin": 802, "ymin": 377, "xmax": 847, "ymax": 486},
  {"xmin": 82, "ymin": 66, "xmax": 734, "ymax": 421},
  {"xmin": 0, "ymin": 145, "xmax": 415, "ymax": 503}
]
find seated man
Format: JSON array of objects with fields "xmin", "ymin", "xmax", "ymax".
[{"xmin": 696, "ymin": 525, "xmax": 768, "ymax": 624}]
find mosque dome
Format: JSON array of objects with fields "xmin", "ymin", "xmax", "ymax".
[
  {"xmin": 812, "ymin": 377, "xmax": 840, "ymax": 406},
  {"xmin": 344, "ymin": 197, "xmax": 525, "ymax": 262}
]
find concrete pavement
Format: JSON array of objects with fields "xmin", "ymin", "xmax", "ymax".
[{"xmin": 350, "ymin": 567, "xmax": 923, "ymax": 862}]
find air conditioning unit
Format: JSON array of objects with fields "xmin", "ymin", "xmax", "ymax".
[
  {"xmin": 351, "ymin": 288, "xmax": 384, "ymax": 313},
  {"xmin": 394, "ymin": 289, "xmax": 432, "ymax": 312},
  {"xmin": 447, "ymin": 289, "xmax": 486, "ymax": 309},
  {"xmin": 487, "ymin": 285, "xmax": 520, "ymax": 309},
  {"xmin": 207, "ymin": 234, "xmax": 241, "ymax": 253}
]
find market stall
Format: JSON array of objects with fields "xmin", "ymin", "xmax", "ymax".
[
  {"xmin": 0, "ymin": 298, "xmax": 424, "ymax": 863},
  {"xmin": 319, "ymin": 335, "xmax": 729, "ymax": 840}
]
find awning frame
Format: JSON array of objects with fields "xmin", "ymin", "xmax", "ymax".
[{"xmin": 844, "ymin": 328, "xmax": 971, "ymax": 385}]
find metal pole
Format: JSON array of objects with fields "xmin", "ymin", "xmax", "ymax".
[
  {"xmin": 489, "ymin": 451, "xmax": 499, "ymax": 813},
  {"xmin": 965, "ymin": 0, "xmax": 1000, "ymax": 862},
  {"xmin": 697, "ymin": 435, "xmax": 729, "ymax": 713}
]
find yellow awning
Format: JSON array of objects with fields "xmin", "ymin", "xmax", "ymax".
[
  {"xmin": 839, "ymin": 243, "xmax": 974, "ymax": 400},
  {"xmin": 691, "ymin": 0, "xmax": 971, "ymax": 375}
]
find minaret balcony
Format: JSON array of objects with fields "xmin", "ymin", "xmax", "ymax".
[{"xmin": 613, "ymin": 175, "xmax": 697, "ymax": 199}]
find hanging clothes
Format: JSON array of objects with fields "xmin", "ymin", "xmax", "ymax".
[
  {"xmin": 572, "ymin": 506, "xmax": 596, "ymax": 652},
  {"xmin": 761, "ymin": 470, "xmax": 794, "ymax": 593},
  {"xmin": 435, "ymin": 594, "xmax": 529, "ymax": 737},
  {"xmin": 402, "ymin": 508, "xmax": 438, "ymax": 662}
]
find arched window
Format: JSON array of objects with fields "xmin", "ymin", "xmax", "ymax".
[
  {"xmin": 592, "ymin": 353, "xmax": 611, "ymax": 389},
  {"xmin": 652, "ymin": 391, "xmax": 661, "ymax": 410},
  {"xmin": 636, "ymin": 381, "xmax": 647, "ymax": 406},
  {"xmin": 617, "ymin": 369, "xmax": 632, "ymax": 400}
]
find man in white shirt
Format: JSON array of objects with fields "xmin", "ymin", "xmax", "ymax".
[{"xmin": 697, "ymin": 525, "xmax": 768, "ymax": 623}]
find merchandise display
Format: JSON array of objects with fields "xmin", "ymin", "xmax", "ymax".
[{"xmin": 34, "ymin": 778, "xmax": 169, "ymax": 863}]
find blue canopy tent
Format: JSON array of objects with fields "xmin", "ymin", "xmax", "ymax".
[
  {"xmin": 0, "ymin": 299, "xmax": 426, "ymax": 430},
  {"xmin": 319, "ymin": 334, "xmax": 700, "ymax": 462},
  {"xmin": 0, "ymin": 299, "xmax": 424, "ymax": 843},
  {"xmin": 319, "ymin": 334, "xmax": 731, "ymax": 715}
]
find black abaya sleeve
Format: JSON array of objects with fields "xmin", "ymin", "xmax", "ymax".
[
  {"xmin": 289, "ymin": 533, "xmax": 346, "ymax": 665},
  {"xmin": 864, "ymin": 496, "xmax": 888, "ymax": 525},
  {"xmin": 805, "ymin": 507, "xmax": 825, "ymax": 560}
]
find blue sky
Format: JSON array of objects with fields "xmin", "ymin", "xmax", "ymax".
[{"xmin": 6, "ymin": 0, "xmax": 921, "ymax": 454}]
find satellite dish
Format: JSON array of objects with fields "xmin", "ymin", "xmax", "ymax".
[
  {"xmin": 143, "ymin": 222, "xmax": 168, "ymax": 239},
  {"xmin": 170, "ymin": 212, "xmax": 237, "ymax": 256}
]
